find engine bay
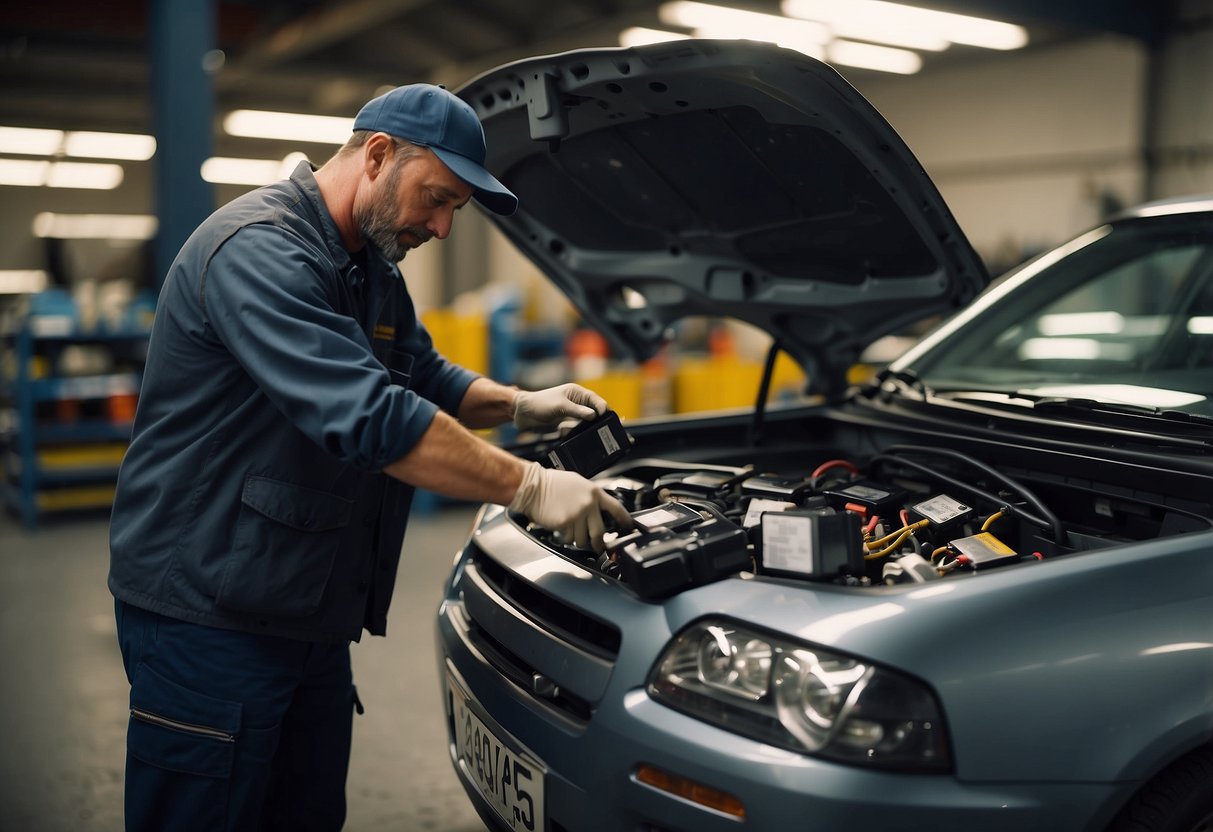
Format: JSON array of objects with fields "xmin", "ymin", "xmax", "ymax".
[{"xmin": 520, "ymin": 443, "xmax": 1212, "ymax": 600}]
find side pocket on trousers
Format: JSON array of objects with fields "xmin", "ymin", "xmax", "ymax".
[{"xmin": 128, "ymin": 662, "xmax": 240, "ymax": 778}]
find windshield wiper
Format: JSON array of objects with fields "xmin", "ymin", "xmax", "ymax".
[
  {"xmin": 1024, "ymin": 394, "xmax": 1211, "ymax": 423},
  {"xmin": 1013, "ymin": 394, "xmax": 1213, "ymax": 438}
]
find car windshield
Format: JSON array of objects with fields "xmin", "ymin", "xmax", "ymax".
[{"xmin": 904, "ymin": 212, "xmax": 1213, "ymax": 415}]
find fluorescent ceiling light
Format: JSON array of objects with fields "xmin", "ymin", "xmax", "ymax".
[
  {"xmin": 0, "ymin": 127, "xmax": 64, "ymax": 155},
  {"xmin": 63, "ymin": 131, "xmax": 156, "ymax": 161},
  {"xmin": 620, "ymin": 27, "xmax": 692, "ymax": 47},
  {"xmin": 1189, "ymin": 317, "xmax": 1213, "ymax": 335},
  {"xmin": 224, "ymin": 110, "xmax": 353, "ymax": 144},
  {"xmin": 0, "ymin": 159, "xmax": 124, "ymax": 189},
  {"xmin": 201, "ymin": 152, "xmax": 310, "ymax": 185},
  {"xmin": 202, "ymin": 157, "xmax": 284, "ymax": 185},
  {"xmin": 45, "ymin": 161, "xmax": 124, "ymax": 189},
  {"xmin": 0, "ymin": 159, "xmax": 52, "ymax": 186},
  {"xmin": 828, "ymin": 39, "xmax": 922, "ymax": 73},
  {"xmin": 0, "ymin": 126, "xmax": 155, "ymax": 160},
  {"xmin": 32, "ymin": 213, "xmax": 157, "ymax": 240},
  {"xmin": 660, "ymin": 1, "xmax": 828, "ymax": 47},
  {"xmin": 783, "ymin": 0, "xmax": 1028, "ymax": 50},
  {"xmin": 0, "ymin": 270, "xmax": 49, "ymax": 294},
  {"xmin": 1038, "ymin": 311, "xmax": 1125, "ymax": 336}
]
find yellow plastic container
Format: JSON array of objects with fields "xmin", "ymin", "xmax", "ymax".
[
  {"xmin": 421, "ymin": 308, "xmax": 488, "ymax": 376},
  {"xmin": 580, "ymin": 370, "xmax": 642, "ymax": 421},
  {"xmin": 673, "ymin": 356, "xmax": 763, "ymax": 413}
]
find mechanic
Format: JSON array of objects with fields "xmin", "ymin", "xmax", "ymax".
[{"xmin": 108, "ymin": 83, "xmax": 631, "ymax": 831}]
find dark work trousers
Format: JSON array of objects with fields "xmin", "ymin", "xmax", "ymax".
[{"xmin": 115, "ymin": 600, "xmax": 359, "ymax": 832}]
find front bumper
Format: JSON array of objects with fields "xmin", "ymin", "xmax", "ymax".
[{"xmin": 436, "ymin": 590, "xmax": 1118, "ymax": 832}]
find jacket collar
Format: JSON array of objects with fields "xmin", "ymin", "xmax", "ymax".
[
  {"xmin": 288, "ymin": 159, "xmax": 356, "ymax": 273},
  {"xmin": 287, "ymin": 159, "xmax": 404, "ymax": 290}
]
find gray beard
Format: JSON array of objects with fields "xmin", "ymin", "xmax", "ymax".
[
  {"xmin": 361, "ymin": 196, "xmax": 409, "ymax": 263},
  {"xmin": 364, "ymin": 219, "xmax": 408, "ymax": 263},
  {"xmin": 357, "ymin": 162, "xmax": 431, "ymax": 262}
]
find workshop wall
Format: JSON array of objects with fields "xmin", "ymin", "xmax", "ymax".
[
  {"xmin": 1150, "ymin": 5, "xmax": 1213, "ymax": 197},
  {"xmin": 856, "ymin": 36, "xmax": 1148, "ymax": 271},
  {"xmin": 857, "ymin": 21, "xmax": 1213, "ymax": 273}
]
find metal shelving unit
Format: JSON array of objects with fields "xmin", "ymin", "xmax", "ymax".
[{"xmin": 1, "ymin": 308, "xmax": 149, "ymax": 528}]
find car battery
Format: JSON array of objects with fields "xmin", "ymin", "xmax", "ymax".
[
  {"xmin": 742, "ymin": 473, "xmax": 816, "ymax": 503},
  {"xmin": 654, "ymin": 468, "xmax": 750, "ymax": 498},
  {"xmin": 907, "ymin": 494, "xmax": 976, "ymax": 540},
  {"xmin": 616, "ymin": 517, "xmax": 750, "ymax": 600},
  {"xmin": 541, "ymin": 410, "xmax": 633, "ymax": 477},
  {"xmin": 823, "ymin": 479, "xmax": 906, "ymax": 519},
  {"xmin": 759, "ymin": 508, "xmax": 864, "ymax": 580},
  {"xmin": 630, "ymin": 501, "xmax": 704, "ymax": 534}
]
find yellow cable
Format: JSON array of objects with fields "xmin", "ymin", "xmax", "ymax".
[
  {"xmin": 864, "ymin": 527, "xmax": 923, "ymax": 560},
  {"xmin": 981, "ymin": 510, "xmax": 1005, "ymax": 532},
  {"xmin": 866, "ymin": 519, "xmax": 929, "ymax": 550}
]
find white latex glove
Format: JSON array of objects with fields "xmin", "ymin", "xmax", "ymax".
[
  {"xmin": 512, "ymin": 383, "xmax": 606, "ymax": 432},
  {"xmin": 508, "ymin": 461, "xmax": 633, "ymax": 553}
]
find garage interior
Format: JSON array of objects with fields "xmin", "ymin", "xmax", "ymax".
[{"xmin": 1, "ymin": 1, "xmax": 1211, "ymax": 830}]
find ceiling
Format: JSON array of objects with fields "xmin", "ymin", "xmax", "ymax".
[{"xmin": 0, "ymin": 0, "xmax": 1167, "ymax": 160}]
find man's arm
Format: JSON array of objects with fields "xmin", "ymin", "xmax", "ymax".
[
  {"xmin": 384, "ymin": 409, "xmax": 632, "ymax": 552},
  {"xmin": 455, "ymin": 377, "xmax": 517, "ymax": 429},
  {"xmin": 384, "ymin": 409, "xmax": 522, "ymax": 503}
]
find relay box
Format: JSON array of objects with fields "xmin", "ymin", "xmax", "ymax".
[{"xmin": 541, "ymin": 410, "xmax": 633, "ymax": 478}]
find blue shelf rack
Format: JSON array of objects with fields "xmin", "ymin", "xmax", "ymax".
[{"xmin": 1, "ymin": 307, "xmax": 150, "ymax": 528}]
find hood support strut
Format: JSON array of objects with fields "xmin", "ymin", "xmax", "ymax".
[{"xmin": 748, "ymin": 340, "xmax": 782, "ymax": 448}]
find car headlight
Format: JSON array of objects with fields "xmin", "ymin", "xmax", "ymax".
[{"xmin": 647, "ymin": 620, "xmax": 951, "ymax": 772}]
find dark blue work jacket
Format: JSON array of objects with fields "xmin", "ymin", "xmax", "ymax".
[{"xmin": 109, "ymin": 161, "xmax": 478, "ymax": 643}]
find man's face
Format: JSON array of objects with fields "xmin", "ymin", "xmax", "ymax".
[{"xmin": 359, "ymin": 147, "xmax": 473, "ymax": 262}]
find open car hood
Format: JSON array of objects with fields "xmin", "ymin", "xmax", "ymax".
[{"xmin": 457, "ymin": 39, "xmax": 989, "ymax": 395}]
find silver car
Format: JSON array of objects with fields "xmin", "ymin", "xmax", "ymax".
[{"xmin": 436, "ymin": 39, "xmax": 1213, "ymax": 832}]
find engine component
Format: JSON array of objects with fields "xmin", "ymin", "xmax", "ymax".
[
  {"xmin": 907, "ymin": 494, "xmax": 976, "ymax": 541},
  {"xmin": 654, "ymin": 469, "xmax": 749, "ymax": 498},
  {"xmin": 599, "ymin": 476, "xmax": 649, "ymax": 511},
  {"xmin": 526, "ymin": 444, "xmax": 1094, "ymax": 594},
  {"xmin": 948, "ymin": 532, "xmax": 1018, "ymax": 570},
  {"xmin": 615, "ymin": 514, "xmax": 751, "ymax": 600},
  {"xmin": 759, "ymin": 508, "xmax": 864, "ymax": 580},
  {"xmin": 882, "ymin": 552, "xmax": 941, "ymax": 584},
  {"xmin": 742, "ymin": 497, "xmax": 797, "ymax": 529},
  {"xmin": 542, "ymin": 409, "xmax": 633, "ymax": 477},
  {"xmin": 631, "ymin": 501, "xmax": 704, "ymax": 534},
  {"xmin": 742, "ymin": 474, "xmax": 816, "ymax": 502},
  {"xmin": 823, "ymin": 480, "xmax": 906, "ymax": 518}
]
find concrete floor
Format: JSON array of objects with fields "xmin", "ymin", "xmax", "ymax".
[{"xmin": 0, "ymin": 503, "xmax": 490, "ymax": 832}]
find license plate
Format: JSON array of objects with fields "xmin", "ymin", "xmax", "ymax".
[{"xmin": 450, "ymin": 680, "xmax": 545, "ymax": 832}]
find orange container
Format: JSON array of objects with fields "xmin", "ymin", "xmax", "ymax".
[{"xmin": 108, "ymin": 393, "xmax": 138, "ymax": 424}]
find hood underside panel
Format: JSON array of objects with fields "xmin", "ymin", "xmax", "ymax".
[{"xmin": 459, "ymin": 40, "xmax": 988, "ymax": 394}]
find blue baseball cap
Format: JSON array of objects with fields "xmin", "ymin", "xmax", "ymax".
[{"xmin": 353, "ymin": 84, "xmax": 518, "ymax": 216}]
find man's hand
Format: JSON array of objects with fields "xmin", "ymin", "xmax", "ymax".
[
  {"xmin": 512, "ymin": 383, "xmax": 606, "ymax": 432},
  {"xmin": 508, "ymin": 461, "xmax": 632, "ymax": 553}
]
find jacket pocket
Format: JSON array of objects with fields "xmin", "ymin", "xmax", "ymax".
[
  {"xmin": 128, "ymin": 662, "xmax": 240, "ymax": 778},
  {"xmin": 380, "ymin": 347, "xmax": 413, "ymax": 389},
  {"xmin": 216, "ymin": 475, "xmax": 354, "ymax": 617}
]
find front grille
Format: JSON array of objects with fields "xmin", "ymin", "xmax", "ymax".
[
  {"xmin": 470, "ymin": 546, "xmax": 621, "ymax": 660},
  {"xmin": 461, "ymin": 610, "xmax": 594, "ymax": 722},
  {"xmin": 454, "ymin": 543, "xmax": 623, "ymax": 723}
]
